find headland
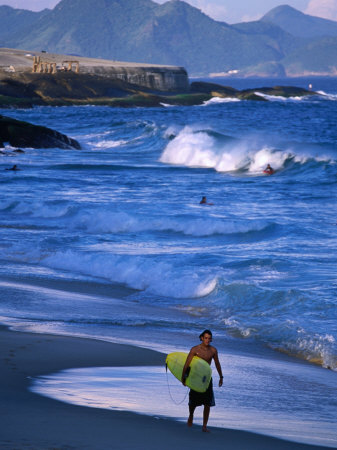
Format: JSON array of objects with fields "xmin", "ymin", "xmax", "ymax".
[{"xmin": 0, "ymin": 48, "xmax": 316, "ymax": 108}]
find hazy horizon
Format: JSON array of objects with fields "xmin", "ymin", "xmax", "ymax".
[{"xmin": 1, "ymin": 0, "xmax": 337, "ymax": 23}]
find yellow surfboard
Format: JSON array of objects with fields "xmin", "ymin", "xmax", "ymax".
[{"xmin": 166, "ymin": 352, "xmax": 212, "ymax": 393}]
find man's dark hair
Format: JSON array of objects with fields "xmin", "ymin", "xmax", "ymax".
[{"xmin": 199, "ymin": 329, "xmax": 212, "ymax": 340}]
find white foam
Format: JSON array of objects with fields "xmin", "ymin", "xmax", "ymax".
[
  {"xmin": 70, "ymin": 209, "xmax": 270, "ymax": 236},
  {"xmin": 282, "ymin": 328, "xmax": 337, "ymax": 371},
  {"xmin": 43, "ymin": 250, "xmax": 217, "ymax": 299},
  {"xmin": 248, "ymin": 147, "xmax": 292, "ymax": 173},
  {"xmin": 93, "ymin": 139, "xmax": 127, "ymax": 148},
  {"xmin": 10, "ymin": 200, "xmax": 71, "ymax": 218},
  {"xmin": 317, "ymin": 90, "xmax": 337, "ymax": 101},
  {"xmin": 254, "ymin": 92, "xmax": 308, "ymax": 102},
  {"xmin": 160, "ymin": 127, "xmax": 293, "ymax": 173},
  {"xmin": 203, "ymin": 97, "xmax": 241, "ymax": 105},
  {"xmin": 163, "ymin": 125, "xmax": 180, "ymax": 139}
]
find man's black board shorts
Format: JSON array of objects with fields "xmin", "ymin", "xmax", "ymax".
[{"xmin": 189, "ymin": 378, "xmax": 215, "ymax": 408}]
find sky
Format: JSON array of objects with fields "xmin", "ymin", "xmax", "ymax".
[{"xmin": 1, "ymin": 0, "xmax": 337, "ymax": 23}]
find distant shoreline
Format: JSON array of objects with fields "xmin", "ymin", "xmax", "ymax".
[
  {"xmin": 0, "ymin": 48, "xmax": 324, "ymax": 109},
  {"xmin": 0, "ymin": 73, "xmax": 317, "ymax": 109}
]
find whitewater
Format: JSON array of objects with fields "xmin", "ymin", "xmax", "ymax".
[{"xmin": 1, "ymin": 76, "xmax": 336, "ymax": 446}]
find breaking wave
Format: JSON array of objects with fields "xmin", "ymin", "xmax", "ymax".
[
  {"xmin": 316, "ymin": 90, "xmax": 337, "ymax": 101},
  {"xmin": 160, "ymin": 126, "xmax": 334, "ymax": 173},
  {"xmin": 42, "ymin": 250, "xmax": 218, "ymax": 299},
  {"xmin": 203, "ymin": 97, "xmax": 241, "ymax": 105},
  {"xmin": 0, "ymin": 198, "xmax": 273, "ymax": 237},
  {"xmin": 254, "ymin": 92, "xmax": 310, "ymax": 102},
  {"xmin": 69, "ymin": 210, "xmax": 272, "ymax": 236}
]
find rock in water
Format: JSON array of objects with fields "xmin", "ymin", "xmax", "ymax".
[{"xmin": 0, "ymin": 115, "xmax": 81, "ymax": 149}]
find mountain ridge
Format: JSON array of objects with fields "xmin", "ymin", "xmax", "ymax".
[
  {"xmin": 261, "ymin": 4, "xmax": 337, "ymax": 38},
  {"xmin": 1, "ymin": 1, "xmax": 336, "ymax": 77}
]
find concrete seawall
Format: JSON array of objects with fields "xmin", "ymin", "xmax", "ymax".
[
  {"xmin": 83, "ymin": 65, "xmax": 189, "ymax": 92},
  {"xmin": 0, "ymin": 48, "xmax": 189, "ymax": 92}
]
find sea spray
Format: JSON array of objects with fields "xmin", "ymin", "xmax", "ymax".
[{"xmin": 159, "ymin": 126, "xmax": 329, "ymax": 173}]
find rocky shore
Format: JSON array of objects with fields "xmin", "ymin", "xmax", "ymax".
[
  {"xmin": 0, "ymin": 75, "xmax": 315, "ymax": 149},
  {"xmin": 0, "ymin": 71, "xmax": 316, "ymax": 108},
  {"xmin": 0, "ymin": 114, "xmax": 81, "ymax": 149},
  {"xmin": 0, "ymin": 48, "xmax": 316, "ymax": 108},
  {"xmin": 0, "ymin": 48, "xmax": 317, "ymax": 148}
]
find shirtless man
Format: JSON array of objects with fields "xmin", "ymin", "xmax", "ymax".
[{"xmin": 181, "ymin": 329, "xmax": 223, "ymax": 432}]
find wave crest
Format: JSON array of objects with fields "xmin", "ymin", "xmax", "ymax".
[
  {"xmin": 160, "ymin": 126, "xmax": 334, "ymax": 173},
  {"xmin": 43, "ymin": 250, "xmax": 217, "ymax": 299},
  {"xmin": 70, "ymin": 210, "xmax": 272, "ymax": 236}
]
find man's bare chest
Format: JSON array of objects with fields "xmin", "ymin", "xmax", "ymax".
[{"xmin": 195, "ymin": 347, "xmax": 213, "ymax": 363}]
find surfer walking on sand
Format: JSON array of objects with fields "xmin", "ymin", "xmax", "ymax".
[{"xmin": 181, "ymin": 329, "xmax": 223, "ymax": 433}]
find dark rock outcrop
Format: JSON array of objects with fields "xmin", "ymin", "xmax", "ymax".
[
  {"xmin": 0, "ymin": 72, "xmax": 134, "ymax": 107},
  {"xmin": 0, "ymin": 114, "xmax": 81, "ymax": 149},
  {"xmin": 190, "ymin": 82, "xmax": 314, "ymax": 101},
  {"xmin": 190, "ymin": 82, "xmax": 238, "ymax": 96},
  {"xmin": 0, "ymin": 73, "xmax": 317, "ymax": 109},
  {"xmin": 0, "ymin": 71, "xmax": 188, "ymax": 107},
  {"xmin": 243, "ymin": 85, "xmax": 314, "ymax": 97}
]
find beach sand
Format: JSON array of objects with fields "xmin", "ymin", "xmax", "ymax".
[{"xmin": 0, "ymin": 325, "xmax": 331, "ymax": 450}]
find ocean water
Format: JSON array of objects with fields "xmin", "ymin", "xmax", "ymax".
[{"xmin": 1, "ymin": 77, "xmax": 337, "ymax": 445}]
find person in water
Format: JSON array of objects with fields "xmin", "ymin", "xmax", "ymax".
[
  {"xmin": 5, "ymin": 164, "xmax": 19, "ymax": 171},
  {"xmin": 264, "ymin": 164, "xmax": 274, "ymax": 174},
  {"xmin": 200, "ymin": 196, "xmax": 214, "ymax": 205},
  {"xmin": 181, "ymin": 329, "xmax": 223, "ymax": 433}
]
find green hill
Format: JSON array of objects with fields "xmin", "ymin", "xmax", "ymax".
[
  {"xmin": 261, "ymin": 5, "xmax": 337, "ymax": 38},
  {"xmin": 1, "ymin": 0, "xmax": 337, "ymax": 77},
  {"xmin": 5, "ymin": 0, "xmax": 290, "ymax": 74},
  {"xmin": 0, "ymin": 6, "xmax": 47, "ymax": 44},
  {"xmin": 282, "ymin": 36, "xmax": 337, "ymax": 75}
]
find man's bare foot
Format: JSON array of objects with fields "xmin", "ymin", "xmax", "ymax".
[
  {"xmin": 187, "ymin": 415, "xmax": 193, "ymax": 427},
  {"xmin": 202, "ymin": 426, "xmax": 210, "ymax": 432}
]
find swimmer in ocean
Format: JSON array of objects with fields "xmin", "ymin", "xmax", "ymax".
[
  {"xmin": 200, "ymin": 196, "xmax": 214, "ymax": 205},
  {"xmin": 5, "ymin": 165, "xmax": 20, "ymax": 171}
]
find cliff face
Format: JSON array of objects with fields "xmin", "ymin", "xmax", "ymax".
[
  {"xmin": 81, "ymin": 65, "xmax": 189, "ymax": 92},
  {"xmin": 0, "ymin": 70, "xmax": 191, "ymax": 107},
  {"xmin": 0, "ymin": 48, "xmax": 189, "ymax": 93}
]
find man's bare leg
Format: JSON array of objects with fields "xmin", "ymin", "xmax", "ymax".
[
  {"xmin": 202, "ymin": 405, "xmax": 210, "ymax": 432},
  {"xmin": 188, "ymin": 405, "xmax": 196, "ymax": 427}
]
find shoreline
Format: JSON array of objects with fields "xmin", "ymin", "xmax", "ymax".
[{"xmin": 0, "ymin": 325, "xmax": 332, "ymax": 450}]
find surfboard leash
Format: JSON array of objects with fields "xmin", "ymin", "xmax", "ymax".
[{"xmin": 165, "ymin": 363, "xmax": 188, "ymax": 405}]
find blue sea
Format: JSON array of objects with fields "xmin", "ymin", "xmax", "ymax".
[{"xmin": 1, "ymin": 77, "xmax": 337, "ymax": 446}]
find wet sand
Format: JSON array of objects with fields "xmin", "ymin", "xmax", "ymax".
[{"xmin": 0, "ymin": 325, "xmax": 331, "ymax": 449}]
